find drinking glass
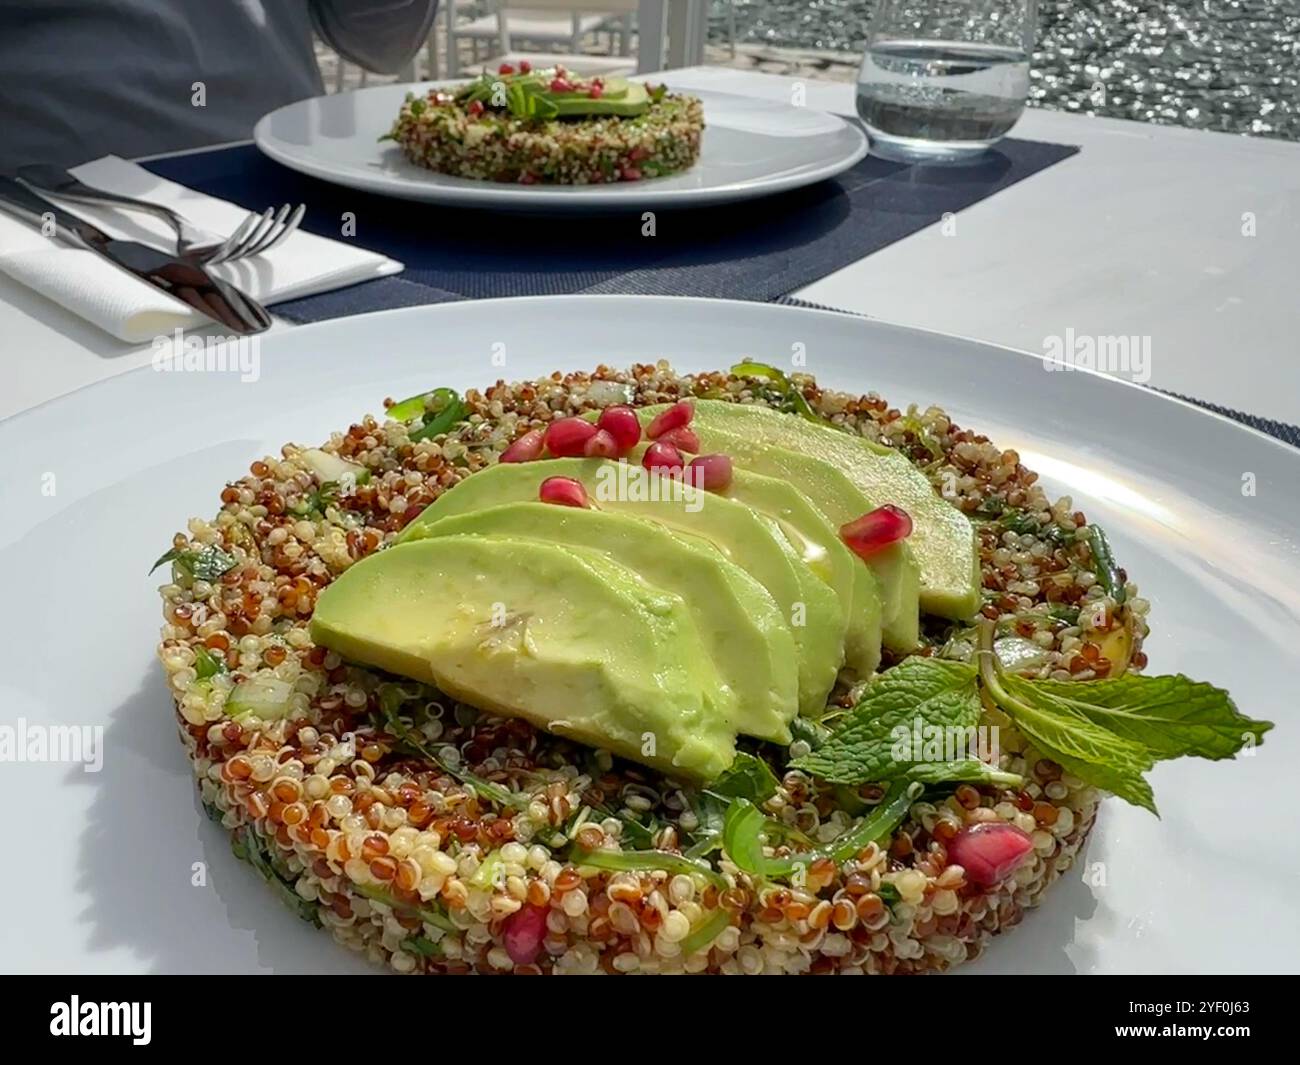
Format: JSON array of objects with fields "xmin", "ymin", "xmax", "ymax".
[{"xmin": 856, "ymin": 0, "xmax": 1038, "ymax": 162}]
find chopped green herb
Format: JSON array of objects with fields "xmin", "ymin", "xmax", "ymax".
[
  {"xmin": 354, "ymin": 882, "xmax": 457, "ymax": 933},
  {"xmin": 193, "ymin": 645, "xmax": 227, "ymax": 680},
  {"xmin": 708, "ymin": 752, "xmax": 780, "ymax": 804},
  {"xmin": 408, "ymin": 388, "xmax": 468, "ymax": 442},
  {"xmin": 571, "ymin": 846, "xmax": 727, "ymax": 890},
  {"xmin": 876, "ymin": 882, "xmax": 902, "ymax": 906},
  {"xmin": 234, "ymin": 825, "xmax": 321, "ymax": 927},
  {"xmin": 682, "ymin": 790, "xmax": 728, "ymax": 859},
  {"xmin": 679, "ymin": 906, "xmax": 730, "ymax": 955},
  {"xmin": 402, "ymin": 935, "xmax": 441, "ymax": 958},
  {"xmin": 789, "ymin": 716, "xmax": 831, "ymax": 750},
  {"xmin": 377, "ymin": 684, "xmax": 526, "ymax": 809},
  {"xmin": 1084, "ymin": 524, "xmax": 1126, "ymax": 603},
  {"xmin": 149, "ymin": 543, "xmax": 237, "ymax": 581},
  {"xmin": 728, "ymin": 361, "xmax": 825, "ymax": 424},
  {"xmin": 722, "ymin": 782, "xmax": 917, "ymax": 880}
]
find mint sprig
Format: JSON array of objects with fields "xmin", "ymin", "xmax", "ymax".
[
  {"xmin": 974, "ymin": 621, "xmax": 1270, "ymax": 815},
  {"xmin": 789, "ymin": 623, "xmax": 1270, "ymax": 816}
]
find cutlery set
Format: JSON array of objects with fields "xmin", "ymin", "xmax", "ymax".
[{"xmin": 0, "ymin": 166, "xmax": 302, "ymax": 334}]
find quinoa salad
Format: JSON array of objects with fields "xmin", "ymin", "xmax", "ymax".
[
  {"xmin": 385, "ymin": 65, "xmax": 703, "ymax": 185},
  {"xmin": 153, "ymin": 363, "xmax": 1270, "ymax": 975}
]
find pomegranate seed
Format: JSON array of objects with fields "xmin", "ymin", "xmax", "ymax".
[
  {"xmin": 539, "ymin": 476, "xmax": 588, "ymax": 508},
  {"xmin": 688, "ymin": 453, "xmax": 733, "ymax": 490},
  {"xmin": 543, "ymin": 416, "xmax": 598, "ymax": 457},
  {"xmin": 500, "ymin": 428, "xmax": 544, "ymax": 463},
  {"xmin": 620, "ymin": 167, "xmax": 642, "ymax": 181},
  {"xmin": 519, "ymin": 172, "xmax": 538, "ymax": 185},
  {"xmin": 646, "ymin": 400, "xmax": 694, "ymax": 439},
  {"xmin": 948, "ymin": 823, "xmax": 1033, "ymax": 887},
  {"xmin": 597, "ymin": 405, "xmax": 641, "ymax": 451},
  {"xmin": 628, "ymin": 146, "xmax": 649, "ymax": 162},
  {"xmin": 519, "ymin": 60, "xmax": 532, "ymax": 73},
  {"xmin": 642, "ymin": 441, "xmax": 685, "ymax": 474},
  {"xmin": 467, "ymin": 99, "xmax": 485, "ymax": 117},
  {"xmin": 840, "ymin": 504, "xmax": 913, "ymax": 559},
  {"xmin": 588, "ymin": 84, "xmax": 603, "ymax": 99},
  {"xmin": 498, "ymin": 63, "xmax": 515, "ymax": 74},
  {"xmin": 550, "ymin": 78, "xmax": 574, "ymax": 93},
  {"xmin": 583, "ymin": 429, "xmax": 621, "ymax": 458},
  {"xmin": 503, "ymin": 904, "xmax": 548, "ymax": 965},
  {"xmin": 656, "ymin": 425, "xmax": 700, "ymax": 453}
]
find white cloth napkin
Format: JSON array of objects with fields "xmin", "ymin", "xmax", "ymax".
[{"xmin": 0, "ymin": 155, "xmax": 404, "ymax": 343}]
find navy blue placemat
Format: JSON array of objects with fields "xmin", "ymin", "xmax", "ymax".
[
  {"xmin": 144, "ymin": 141, "xmax": 1300, "ymax": 449},
  {"xmin": 145, "ymin": 135, "xmax": 1079, "ymax": 320}
]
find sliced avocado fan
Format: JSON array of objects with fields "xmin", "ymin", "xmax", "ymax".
[
  {"xmin": 403, "ymin": 500, "xmax": 800, "ymax": 743},
  {"xmin": 401, "ymin": 456, "xmax": 845, "ymax": 719}
]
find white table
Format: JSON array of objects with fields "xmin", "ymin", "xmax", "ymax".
[{"xmin": 4, "ymin": 66, "xmax": 1299, "ymax": 425}]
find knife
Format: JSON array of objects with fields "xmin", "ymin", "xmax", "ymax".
[{"xmin": 0, "ymin": 176, "xmax": 271, "ymax": 335}]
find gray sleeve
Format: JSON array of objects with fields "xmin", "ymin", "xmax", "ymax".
[{"xmin": 310, "ymin": 0, "xmax": 439, "ymax": 75}]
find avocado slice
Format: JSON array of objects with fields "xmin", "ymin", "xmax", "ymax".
[
  {"xmin": 717, "ymin": 468, "xmax": 883, "ymax": 679},
  {"xmin": 403, "ymin": 501, "xmax": 800, "ymax": 742},
  {"xmin": 401, "ymin": 458, "xmax": 845, "ymax": 719},
  {"xmin": 310, "ymin": 535, "xmax": 737, "ymax": 780},
  {"xmin": 650, "ymin": 400, "xmax": 981, "ymax": 622},
  {"xmin": 627, "ymin": 443, "xmax": 881, "ymax": 678},
  {"xmin": 549, "ymin": 80, "xmax": 649, "ymax": 118},
  {"xmin": 627, "ymin": 411, "xmax": 921, "ymax": 651}
]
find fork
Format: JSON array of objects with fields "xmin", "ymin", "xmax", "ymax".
[{"xmin": 16, "ymin": 164, "xmax": 305, "ymax": 265}]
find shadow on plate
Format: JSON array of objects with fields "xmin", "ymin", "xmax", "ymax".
[{"xmin": 65, "ymin": 667, "xmax": 371, "ymax": 974}]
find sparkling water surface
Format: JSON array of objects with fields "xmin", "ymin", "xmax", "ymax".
[{"xmin": 718, "ymin": 0, "xmax": 1300, "ymax": 141}]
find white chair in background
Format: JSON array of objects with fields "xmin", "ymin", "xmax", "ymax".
[{"xmin": 446, "ymin": 0, "xmax": 638, "ymax": 77}]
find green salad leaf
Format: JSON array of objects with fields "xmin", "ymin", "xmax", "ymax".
[
  {"xmin": 708, "ymin": 752, "xmax": 780, "ymax": 804},
  {"xmin": 790, "ymin": 658, "xmax": 982, "ymax": 785}
]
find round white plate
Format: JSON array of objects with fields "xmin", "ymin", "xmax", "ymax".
[
  {"xmin": 253, "ymin": 83, "xmax": 868, "ymax": 210},
  {"xmin": 3, "ymin": 297, "xmax": 1297, "ymax": 974}
]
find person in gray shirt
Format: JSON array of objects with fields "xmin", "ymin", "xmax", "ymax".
[{"xmin": 0, "ymin": 0, "xmax": 439, "ymax": 171}]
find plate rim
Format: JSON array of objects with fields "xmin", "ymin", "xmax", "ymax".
[
  {"xmin": 8, "ymin": 295, "xmax": 1297, "ymax": 467},
  {"xmin": 251, "ymin": 83, "xmax": 870, "ymax": 209}
]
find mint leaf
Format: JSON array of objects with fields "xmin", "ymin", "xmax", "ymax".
[
  {"xmin": 1000, "ymin": 672, "xmax": 1271, "ymax": 762},
  {"xmin": 977, "ymin": 623, "xmax": 1158, "ymax": 812},
  {"xmin": 791, "ymin": 658, "xmax": 981, "ymax": 785},
  {"xmin": 1013, "ymin": 733, "xmax": 1159, "ymax": 816},
  {"xmin": 709, "ymin": 752, "xmax": 780, "ymax": 804}
]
